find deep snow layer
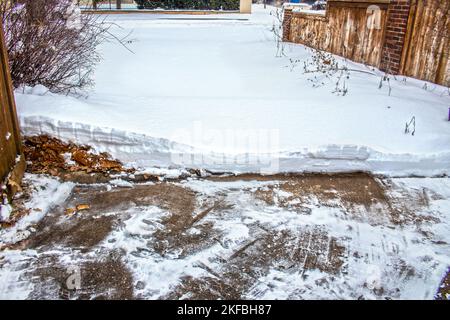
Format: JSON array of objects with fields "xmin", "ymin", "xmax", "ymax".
[{"xmin": 14, "ymin": 5, "xmax": 450, "ymax": 175}]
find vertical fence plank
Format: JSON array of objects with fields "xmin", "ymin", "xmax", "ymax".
[
  {"xmin": 0, "ymin": 19, "xmax": 24, "ymax": 189},
  {"xmin": 398, "ymin": 0, "xmax": 449, "ymax": 86},
  {"xmin": 284, "ymin": 0, "xmax": 449, "ymax": 86}
]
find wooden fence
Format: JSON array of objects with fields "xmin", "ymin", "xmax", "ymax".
[
  {"xmin": 0, "ymin": 21, "xmax": 25, "ymax": 199},
  {"xmin": 283, "ymin": 0, "xmax": 450, "ymax": 87},
  {"xmin": 401, "ymin": 0, "xmax": 450, "ymax": 86},
  {"xmin": 285, "ymin": 1, "xmax": 389, "ymax": 69}
]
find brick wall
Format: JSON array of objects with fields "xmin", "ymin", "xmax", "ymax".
[
  {"xmin": 379, "ymin": 0, "xmax": 411, "ymax": 74},
  {"xmin": 282, "ymin": 9, "xmax": 293, "ymax": 42}
]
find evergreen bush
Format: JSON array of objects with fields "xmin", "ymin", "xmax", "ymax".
[{"xmin": 134, "ymin": 0, "xmax": 239, "ymax": 10}]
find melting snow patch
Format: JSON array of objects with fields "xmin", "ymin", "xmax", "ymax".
[
  {"xmin": 0, "ymin": 204, "xmax": 12, "ymax": 222},
  {"xmin": 0, "ymin": 174, "xmax": 74, "ymax": 246},
  {"xmin": 109, "ymin": 179, "xmax": 133, "ymax": 188},
  {"xmin": 0, "ymin": 249, "xmax": 38, "ymax": 299},
  {"xmin": 102, "ymin": 206, "xmax": 217, "ymax": 299}
]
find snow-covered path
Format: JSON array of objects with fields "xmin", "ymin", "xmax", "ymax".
[
  {"xmin": 15, "ymin": 5, "xmax": 450, "ymax": 175},
  {"xmin": 1, "ymin": 173, "xmax": 450, "ymax": 299}
]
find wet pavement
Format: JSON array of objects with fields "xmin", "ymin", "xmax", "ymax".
[{"xmin": 0, "ymin": 173, "xmax": 449, "ymax": 300}]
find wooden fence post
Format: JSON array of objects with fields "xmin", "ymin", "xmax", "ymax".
[
  {"xmin": 0, "ymin": 20, "xmax": 25, "ymax": 201},
  {"xmin": 282, "ymin": 9, "xmax": 293, "ymax": 42}
]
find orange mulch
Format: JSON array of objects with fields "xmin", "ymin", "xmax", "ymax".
[{"xmin": 23, "ymin": 135, "xmax": 134, "ymax": 176}]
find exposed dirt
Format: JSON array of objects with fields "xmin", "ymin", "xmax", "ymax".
[
  {"xmin": 243, "ymin": 173, "xmax": 436, "ymax": 226},
  {"xmin": 229, "ymin": 227, "xmax": 345, "ymax": 275},
  {"xmin": 205, "ymin": 173, "xmax": 300, "ymax": 182},
  {"xmin": 166, "ymin": 226, "xmax": 346, "ymax": 299},
  {"xmin": 1, "ymin": 170, "xmax": 447, "ymax": 300},
  {"xmin": 29, "ymin": 214, "xmax": 116, "ymax": 250},
  {"xmin": 14, "ymin": 182, "xmax": 206, "ymax": 300},
  {"xmin": 20, "ymin": 181, "xmax": 228, "ymax": 299},
  {"xmin": 152, "ymin": 197, "xmax": 229, "ymax": 257},
  {"xmin": 72, "ymin": 183, "xmax": 196, "ymax": 215},
  {"xmin": 207, "ymin": 172, "xmax": 388, "ymax": 209},
  {"xmin": 251, "ymin": 173, "xmax": 395, "ymax": 227},
  {"xmin": 26, "ymin": 183, "xmax": 199, "ymax": 251},
  {"xmin": 30, "ymin": 251, "xmax": 134, "ymax": 300},
  {"xmin": 381, "ymin": 179, "xmax": 443, "ymax": 226},
  {"xmin": 436, "ymin": 269, "xmax": 450, "ymax": 300},
  {"xmin": 254, "ymin": 172, "xmax": 387, "ymax": 206}
]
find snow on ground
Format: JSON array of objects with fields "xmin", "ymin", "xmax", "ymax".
[
  {"xmin": 15, "ymin": 5, "xmax": 450, "ymax": 175},
  {"xmin": 0, "ymin": 174, "xmax": 74, "ymax": 299},
  {"xmin": 0, "ymin": 174, "xmax": 74, "ymax": 246},
  {"xmin": 0, "ymin": 174, "xmax": 449, "ymax": 299}
]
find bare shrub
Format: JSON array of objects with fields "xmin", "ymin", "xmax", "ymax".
[
  {"xmin": 0, "ymin": 0, "xmax": 126, "ymax": 94},
  {"xmin": 299, "ymin": 28, "xmax": 351, "ymax": 96},
  {"xmin": 378, "ymin": 50, "xmax": 395, "ymax": 96},
  {"xmin": 270, "ymin": 8, "xmax": 285, "ymax": 58},
  {"xmin": 276, "ymin": 8, "xmax": 392, "ymax": 96},
  {"xmin": 404, "ymin": 116, "xmax": 416, "ymax": 136}
]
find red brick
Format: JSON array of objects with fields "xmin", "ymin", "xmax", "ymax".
[{"xmin": 380, "ymin": 0, "xmax": 411, "ymax": 74}]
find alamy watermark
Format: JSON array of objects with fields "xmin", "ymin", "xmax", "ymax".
[
  {"xmin": 365, "ymin": 265, "xmax": 382, "ymax": 291},
  {"xmin": 169, "ymin": 121, "xmax": 280, "ymax": 174},
  {"xmin": 21, "ymin": 118, "xmax": 281, "ymax": 173},
  {"xmin": 66, "ymin": 265, "xmax": 81, "ymax": 291},
  {"xmin": 345, "ymin": 5, "xmax": 383, "ymax": 32}
]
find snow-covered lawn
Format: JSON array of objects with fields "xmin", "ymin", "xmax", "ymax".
[{"xmin": 15, "ymin": 5, "xmax": 450, "ymax": 175}]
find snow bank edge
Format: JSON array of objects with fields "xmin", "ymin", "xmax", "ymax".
[{"xmin": 19, "ymin": 115, "xmax": 450, "ymax": 177}]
